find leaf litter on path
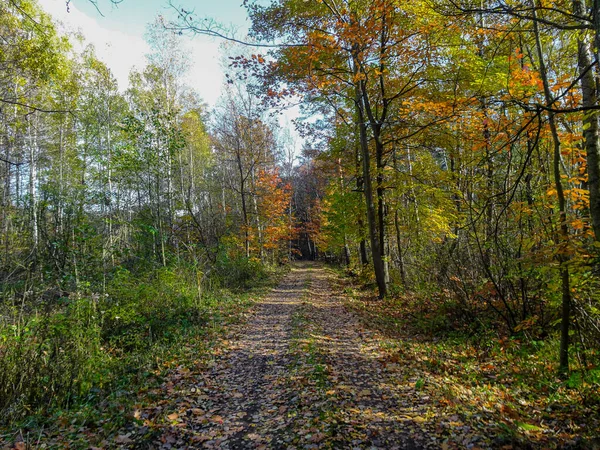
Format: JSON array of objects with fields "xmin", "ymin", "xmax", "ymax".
[{"xmin": 107, "ymin": 263, "xmax": 597, "ymax": 449}]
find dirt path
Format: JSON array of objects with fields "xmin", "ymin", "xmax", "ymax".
[
  {"xmin": 145, "ymin": 263, "xmax": 312, "ymax": 449},
  {"xmin": 295, "ymin": 267, "xmax": 435, "ymax": 449},
  {"xmin": 184, "ymin": 263, "xmax": 310, "ymax": 448},
  {"xmin": 143, "ymin": 263, "xmax": 462, "ymax": 449}
]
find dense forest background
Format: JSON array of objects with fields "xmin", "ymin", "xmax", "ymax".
[{"xmin": 1, "ymin": 0, "xmax": 599, "ymax": 438}]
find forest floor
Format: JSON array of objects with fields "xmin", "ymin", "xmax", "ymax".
[
  {"xmin": 112, "ymin": 262, "xmax": 598, "ymax": 449},
  {"xmin": 4, "ymin": 262, "xmax": 599, "ymax": 449},
  {"xmin": 134, "ymin": 262, "xmax": 430, "ymax": 449}
]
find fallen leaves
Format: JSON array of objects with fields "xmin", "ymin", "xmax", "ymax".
[
  {"xmin": 210, "ymin": 415, "xmax": 224, "ymax": 424},
  {"xmin": 115, "ymin": 434, "xmax": 134, "ymax": 444},
  {"xmin": 10, "ymin": 264, "xmax": 595, "ymax": 449},
  {"xmin": 338, "ymin": 269, "xmax": 600, "ymax": 449}
]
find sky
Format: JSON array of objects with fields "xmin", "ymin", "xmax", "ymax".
[
  {"xmin": 38, "ymin": 0, "xmax": 252, "ymax": 107},
  {"xmin": 38, "ymin": 0, "xmax": 303, "ymax": 156}
]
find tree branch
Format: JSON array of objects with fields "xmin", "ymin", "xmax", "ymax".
[
  {"xmin": 0, "ymin": 156, "xmax": 23, "ymax": 166},
  {"xmin": 165, "ymin": 1, "xmax": 305, "ymax": 48},
  {"xmin": 0, "ymin": 98, "xmax": 74, "ymax": 116},
  {"xmin": 442, "ymin": 0, "xmax": 592, "ymax": 30}
]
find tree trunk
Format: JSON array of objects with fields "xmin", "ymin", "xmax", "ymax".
[
  {"xmin": 237, "ymin": 152, "xmax": 250, "ymax": 258},
  {"xmin": 394, "ymin": 209, "xmax": 408, "ymax": 287},
  {"xmin": 355, "ymin": 133, "xmax": 369, "ymax": 265},
  {"xmin": 572, "ymin": 0, "xmax": 600, "ymax": 242},
  {"xmin": 533, "ymin": 4, "xmax": 572, "ymax": 374},
  {"xmin": 354, "ymin": 66, "xmax": 387, "ymax": 298},
  {"xmin": 27, "ymin": 116, "xmax": 38, "ymax": 253}
]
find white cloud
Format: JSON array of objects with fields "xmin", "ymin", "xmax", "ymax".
[
  {"xmin": 37, "ymin": 0, "xmax": 224, "ymax": 107},
  {"xmin": 37, "ymin": 0, "xmax": 304, "ymax": 154},
  {"xmin": 38, "ymin": 0, "xmax": 149, "ymax": 91}
]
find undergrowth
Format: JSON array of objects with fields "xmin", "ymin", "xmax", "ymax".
[
  {"xmin": 0, "ymin": 257, "xmax": 281, "ymax": 442},
  {"xmin": 334, "ymin": 266, "xmax": 600, "ymax": 448}
]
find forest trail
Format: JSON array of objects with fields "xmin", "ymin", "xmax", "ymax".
[{"xmin": 144, "ymin": 263, "xmax": 448, "ymax": 449}]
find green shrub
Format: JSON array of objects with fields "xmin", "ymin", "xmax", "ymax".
[
  {"xmin": 102, "ymin": 266, "xmax": 208, "ymax": 350},
  {"xmin": 0, "ymin": 297, "xmax": 106, "ymax": 423},
  {"xmin": 0, "ymin": 259, "xmax": 274, "ymax": 426},
  {"xmin": 214, "ymin": 253, "xmax": 269, "ymax": 289}
]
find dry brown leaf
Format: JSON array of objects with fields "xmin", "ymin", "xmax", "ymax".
[
  {"xmin": 311, "ymin": 432, "xmax": 327, "ymax": 443},
  {"xmin": 115, "ymin": 434, "xmax": 133, "ymax": 444}
]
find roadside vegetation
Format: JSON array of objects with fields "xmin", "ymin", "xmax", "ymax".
[
  {"xmin": 336, "ymin": 270, "xmax": 600, "ymax": 448},
  {"xmin": 0, "ymin": 259, "xmax": 281, "ymax": 442}
]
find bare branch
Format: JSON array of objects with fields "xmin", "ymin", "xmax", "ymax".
[
  {"xmin": 440, "ymin": 0, "xmax": 592, "ymax": 30},
  {"xmin": 0, "ymin": 98, "xmax": 74, "ymax": 116},
  {"xmin": 0, "ymin": 156, "xmax": 23, "ymax": 166},
  {"xmin": 165, "ymin": 1, "xmax": 305, "ymax": 48}
]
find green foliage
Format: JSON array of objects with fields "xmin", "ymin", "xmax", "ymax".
[
  {"xmin": 0, "ymin": 296, "xmax": 105, "ymax": 421},
  {"xmin": 0, "ymin": 261, "xmax": 276, "ymax": 425},
  {"xmin": 213, "ymin": 251, "xmax": 270, "ymax": 290},
  {"xmin": 103, "ymin": 266, "xmax": 206, "ymax": 350},
  {"xmin": 0, "ymin": 0, "xmax": 70, "ymax": 83}
]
